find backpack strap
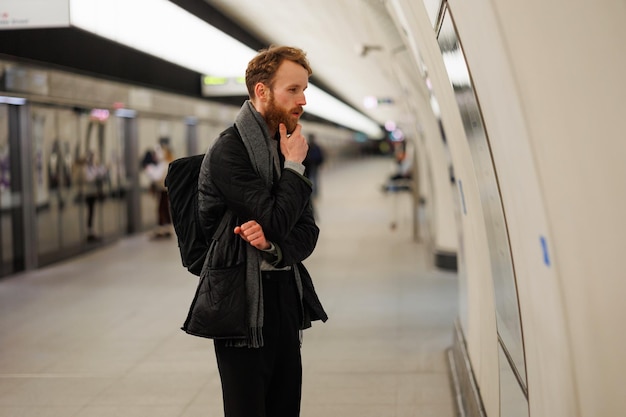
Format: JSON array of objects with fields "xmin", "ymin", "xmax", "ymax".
[
  {"xmin": 212, "ymin": 210, "xmax": 233, "ymax": 241},
  {"xmin": 206, "ymin": 210, "xmax": 234, "ymax": 267}
]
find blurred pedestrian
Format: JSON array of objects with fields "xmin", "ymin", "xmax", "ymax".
[
  {"xmin": 82, "ymin": 151, "xmax": 107, "ymax": 242},
  {"xmin": 303, "ymin": 133, "xmax": 324, "ymax": 198},
  {"xmin": 145, "ymin": 144, "xmax": 174, "ymax": 239}
]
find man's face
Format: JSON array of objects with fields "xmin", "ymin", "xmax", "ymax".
[
  {"xmin": 262, "ymin": 60, "xmax": 308, "ymax": 134},
  {"xmin": 265, "ymin": 92, "xmax": 300, "ymax": 134}
]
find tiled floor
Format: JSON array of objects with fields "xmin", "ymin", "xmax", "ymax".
[{"xmin": 0, "ymin": 156, "xmax": 458, "ymax": 417}]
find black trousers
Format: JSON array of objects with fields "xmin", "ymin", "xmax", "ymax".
[
  {"xmin": 157, "ymin": 190, "xmax": 171, "ymax": 226},
  {"xmin": 214, "ymin": 270, "xmax": 302, "ymax": 417},
  {"xmin": 85, "ymin": 195, "xmax": 97, "ymax": 229}
]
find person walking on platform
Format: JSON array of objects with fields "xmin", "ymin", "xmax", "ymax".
[
  {"xmin": 82, "ymin": 151, "xmax": 107, "ymax": 242},
  {"xmin": 303, "ymin": 133, "xmax": 325, "ymax": 198},
  {"xmin": 145, "ymin": 143, "xmax": 174, "ymax": 239},
  {"xmin": 192, "ymin": 45, "xmax": 328, "ymax": 417}
]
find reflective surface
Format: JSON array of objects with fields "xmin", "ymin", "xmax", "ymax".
[
  {"xmin": 499, "ymin": 345, "xmax": 530, "ymax": 417},
  {"xmin": 0, "ymin": 104, "xmax": 15, "ymax": 276},
  {"xmin": 437, "ymin": 5, "xmax": 528, "ymax": 395},
  {"xmin": 31, "ymin": 104, "xmax": 126, "ymax": 263},
  {"xmin": 422, "ymin": 0, "xmax": 444, "ymax": 28}
]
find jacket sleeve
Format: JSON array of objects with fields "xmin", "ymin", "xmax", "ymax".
[
  {"xmin": 275, "ymin": 200, "xmax": 318, "ymax": 266},
  {"xmin": 201, "ymin": 131, "xmax": 316, "ymax": 257}
]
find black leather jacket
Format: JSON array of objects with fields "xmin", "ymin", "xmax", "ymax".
[{"xmin": 197, "ymin": 126, "xmax": 327, "ymax": 326}]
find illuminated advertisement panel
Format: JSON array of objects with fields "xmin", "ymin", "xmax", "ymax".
[{"xmin": 0, "ymin": 0, "xmax": 70, "ymax": 30}]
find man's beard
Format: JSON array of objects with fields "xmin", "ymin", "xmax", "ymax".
[{"xmin": 264, "ymin": 94, "xmax": 301, "ymax": 134}]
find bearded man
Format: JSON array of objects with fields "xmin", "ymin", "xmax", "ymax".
[{"xmin": 187, "ymin": 45, "xmax": 328, "ymax": 417}]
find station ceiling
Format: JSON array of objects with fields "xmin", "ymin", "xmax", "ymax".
[{"xmin": 1, "ymin": 0, "xmax": 416, "ymax": 133}]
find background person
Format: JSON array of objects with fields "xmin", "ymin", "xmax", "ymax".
[
  {"xmin": 145, "ymin": 144, "xmax": 174, "ymax": 239},
  {"xmin": 82, "ymin": 151, "xmax": 107, "ymax": 242},
  {"xmin": 303, "ymin": 133, "xmax": 325, "ymax": 198}
]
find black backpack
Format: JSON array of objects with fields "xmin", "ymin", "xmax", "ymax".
[{"xmin": 165, "ymin": 154, "xmax": 208, "ymax": 276}]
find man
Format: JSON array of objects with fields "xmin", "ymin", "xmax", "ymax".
[{"xmin": 196, "ymin": 45, "xmax": 327, "ymax": 417}]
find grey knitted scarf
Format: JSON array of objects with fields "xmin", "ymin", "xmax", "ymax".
[{"xmin": 232, "ymin": 100, "xmax": 304, "ymax": 348}]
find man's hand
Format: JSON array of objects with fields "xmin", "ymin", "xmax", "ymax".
[
  {"xmin": 279, "ymin": 123, "xmax": 308, "ymax": 164},
  {"xmin": 234, "ymin": 220, "xmax": 270, "ymax": 250}
]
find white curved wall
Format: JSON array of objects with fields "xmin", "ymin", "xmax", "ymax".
[
  {"xmin": 473, "ymin": 2, "xmax": 626, "ymax": 416},
  {"xmin": 450, "ymin": 1, "xmax": 577, "ymax": 415},
  {"xmin": 390, "ymin": 0, "xmax": 626, "ymax": 416},
  {"xmin": 390, "ymin": 0, "xmax": 501, "ymax": 414}
]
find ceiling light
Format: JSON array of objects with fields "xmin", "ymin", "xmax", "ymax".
[
  {"xmin": 364, "ymin": 96, "xmax": 379, "ymax": 109},
  {"xmin": 67, "ymin": 0, "xmax": 383, "ymax": 137}
]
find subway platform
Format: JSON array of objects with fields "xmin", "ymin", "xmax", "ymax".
[{"xmin": 0, "ymin": 156, "xmax": 458, "ymax": 417}]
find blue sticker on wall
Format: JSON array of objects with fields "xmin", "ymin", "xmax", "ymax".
[{"xmin": 540, "ymin": 235, "xmax": 551, "ymax": 266}]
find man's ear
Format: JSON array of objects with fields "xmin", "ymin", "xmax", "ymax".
[{"xmin": 255, "ymin": 83, "xmax": 268, "ymax": 101}]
